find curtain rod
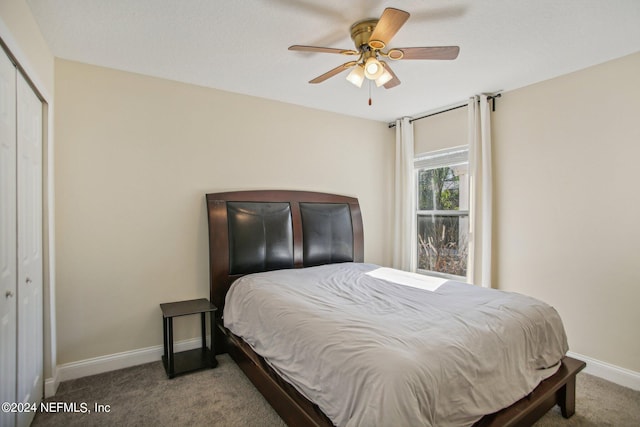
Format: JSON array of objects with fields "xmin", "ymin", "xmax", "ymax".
[{"xmin": 388, "ymin": 93, "xmax": 502, "ymax": 129}]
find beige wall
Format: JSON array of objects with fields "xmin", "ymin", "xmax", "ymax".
[
  {"xmin": 54, "ymin": 59, "xmax": 394, "ymax": 364},
  {"xmin": 412, "ymin": 52, "xmax": 640, "ymax": 373},
  {"xmin": 414, "ymin": 105, "xmax": 467, "ymax": 155},
  {"xmin": 493, "ymin": 52, "xmax": 640, "ymax": 372}
]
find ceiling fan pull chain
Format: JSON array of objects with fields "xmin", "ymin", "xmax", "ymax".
[{"xmin": 368, "ymin": 79, "xmax": 372, "ymax": 106}]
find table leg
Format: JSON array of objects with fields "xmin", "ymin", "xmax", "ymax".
[
  {"xmin": 162, "ymin": 316, "xmax": 168, "ymax": 369},
  {"xmin": 210, "ymin": 311, "xmax": 217, "ymax": 367},
  {"xmin": 167, "ymin": 317, "xmax": 174, "ymax": 378},
  {"xmin": 201, "ymin": 312, "xmax": 206, "ymax": 350}
]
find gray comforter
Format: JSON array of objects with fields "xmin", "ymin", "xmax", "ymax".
[{"xmin": 224, "ymin": 263, "xmax": 568, "ymax": 427}]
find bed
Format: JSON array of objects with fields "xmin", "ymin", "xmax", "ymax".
[{"xmin": 205, "ymin": 189, "xmax": 585, "ymax": 426}]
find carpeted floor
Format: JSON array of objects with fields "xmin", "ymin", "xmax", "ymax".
[{"xmin": 33, "ymin": 354, "xmax": 640, "ymax": 426}]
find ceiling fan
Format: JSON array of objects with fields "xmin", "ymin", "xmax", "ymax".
[{"xmin": 289, "ymin": 7, "xmax": 460, "ymax": 91}]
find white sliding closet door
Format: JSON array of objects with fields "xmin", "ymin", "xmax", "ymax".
[
  {"xmin": 16, "ymin": 72, "xmax": 43, "ymax": 427},
  {"xmin": 0, "ymin": 46, "xmax": 43, "ymax": 427},
  {"xmin": 0, "ymin": 46, "xmax": 18, "ymax": 427}
]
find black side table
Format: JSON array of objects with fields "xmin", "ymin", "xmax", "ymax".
[{"xmin": 160, "ymin": 298, "xmax": 218, "ymax": 378}]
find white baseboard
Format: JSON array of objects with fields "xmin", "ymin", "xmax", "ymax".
[
  {"xmin": 568, "ymin": 351, "xmax": 640, "ymax": 391},
  {"xmin": 44, "ymin": 375, "xmax": 59, "ymax": 398},
  {"xmin": 53, "ymin": 337, "xmax": 206, "ymax": 388}
]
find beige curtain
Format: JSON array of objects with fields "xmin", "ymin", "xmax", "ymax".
[
  {"xmin": 392, "ymin": 117, "xmax": 416, "ymax": 271},
  {"xmin": 467, "ymin": 95, "xmax": 493, "ymax": 287}
]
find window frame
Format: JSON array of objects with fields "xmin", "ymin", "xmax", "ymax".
[{"xmin": 414, "ymin": 146, "xmax": 470, "ymax": 281}]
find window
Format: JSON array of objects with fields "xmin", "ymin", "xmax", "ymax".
[{"xmin": 415, "ymin": 147, "xmax": 469, "ymax": 280}]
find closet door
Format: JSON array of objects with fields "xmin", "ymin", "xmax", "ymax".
[
  {"xmin": 16, "ymin": 72, "xmax": 43, "ymax": 427},
  {"xmin": 0, "ymin": 49, "xmax": 17, "ymax": 427}
]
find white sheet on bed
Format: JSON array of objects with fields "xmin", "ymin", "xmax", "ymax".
[
  {"xmin": 223, "ymin": 263, "xmax": 568, "ymax": 427},
  {"xmin": 366, "ymin": 267, "xmax": 447, "ymax": 291}
]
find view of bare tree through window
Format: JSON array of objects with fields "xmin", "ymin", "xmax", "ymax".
[{"xmin": 417, "ymin": 164, "xmax": 469, "ymax": 278}]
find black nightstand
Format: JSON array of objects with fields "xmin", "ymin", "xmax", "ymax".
[{"xmin": 160, "ymin": 298, "xmax": 218, "ymax": 378}]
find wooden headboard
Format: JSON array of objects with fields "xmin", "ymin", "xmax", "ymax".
[{"xmin": 205, "ymin": 190, "xmax": 364, "ymax": 311}]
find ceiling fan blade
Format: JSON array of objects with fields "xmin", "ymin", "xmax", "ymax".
[
  {"xmin": 309, "ymin": 61, "xmax": 357, "ymax": 84},
  {"xmin": 392, "ymin": 46, "xmax": 460, "ymax": 60},
  {"xmin": 381, "ymin": 62, "xmax": 401, "ymax": 89},
  {"xmin": 368, "ymin": 8, "xmax": 410, "ymax": 49},
  {"xmin": 289, "ymin": 45, "xmax": 358, "ymax": 55}
]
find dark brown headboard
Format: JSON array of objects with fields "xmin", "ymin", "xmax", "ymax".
[{"xmin": 206, "ymin": 190, "xmax": 364, "ymax": 311}]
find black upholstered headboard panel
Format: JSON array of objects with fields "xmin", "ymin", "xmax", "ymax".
[
  {"xmin": 227, "ymin": 202, "xmax": 294, "ymax": 274},
  {"xmin": 206, "ymin": 190, "xmax": 364, "ymax": 311},
  {"xmin": 299, "ymin": 203, "xmax": 354, "ymax": 267}
]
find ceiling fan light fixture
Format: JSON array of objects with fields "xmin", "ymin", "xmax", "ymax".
[
  {"xmin": 375, "ymin": 68, "xmax": 393, "ymax": 87},
  {"xmin": 346, "ymin": 65, "xmax": 365, "ymax": 88},
  {"xmin": 364, "ymin": 57, "xmax": 384, "ymax": 80}
]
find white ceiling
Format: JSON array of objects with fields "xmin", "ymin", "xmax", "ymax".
[{"xmin": 27, "ymin": 0, "xmax": 640, "ymax": 123}]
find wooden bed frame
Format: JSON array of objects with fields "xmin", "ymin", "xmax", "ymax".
[{"xmin": 205, "ymin": 189, "xmax": 585, "ymax": 427}]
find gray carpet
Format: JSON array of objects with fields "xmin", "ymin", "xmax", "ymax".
[{"xmin": 33, "ymin": 354, "xmax": 640, "ymax": 426}]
